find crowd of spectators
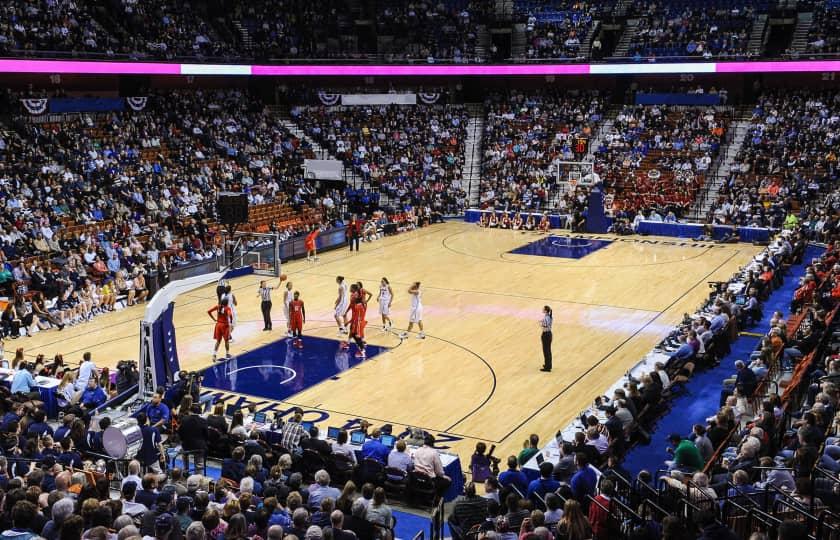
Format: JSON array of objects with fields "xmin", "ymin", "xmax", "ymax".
[
  {"xmin": 626, "ymin": 4, "xmax": 756, "ymax": 59},
  {"xmin": 0, "ymin": 347, "xmax": 468, "ymax": 540},
  {"xmin": 517, "ymin": 0, "xmax": 618, "ymax": 60},
  {"xmin": 806, "ymin": 4, "xmax": 840, "ymax": 55},
  {"xmin": 480, "ymin": 90, "xmax": 606, "ymax": 211},
  {"xmin": 596, "ymin": 104, "xmax": 728, "ymax": 218},
  {"xmin": 225, "ymin": 0, "xmax": 354, "ymax": 60},
  {"xmin": 376, "ymin": 0, "xmax": 491, "ymax": 63},
  {"xmin": 11, "ymin": 0, "xmax": 840, "ymax": 63},
  {"xmin": 0, "ymin": 88, "xmax": 326, "ymax": 338},
  {"xmin": 292, "ymin": 103, "xmax": 469, "ymax": 214},
  {"xmin": 709, "ymin": 90, "xmax": 840, "ymax": 228}
]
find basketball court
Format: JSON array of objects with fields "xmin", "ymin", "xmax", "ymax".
[{"xmin": 21, "ymin": 221, "xmax": 762, "ymax": 459}]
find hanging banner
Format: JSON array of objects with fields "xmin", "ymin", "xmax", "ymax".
[
  {"xmin": 418, "ymin": 92, "xmax": 440, "ymax": 104},
  {"xmin": 126, "ymin": 96, "xmax": 148, "ymax": 111},
  {"xmin": 341, "ymin": 93, "xmax": 417, "ymax": 105},
  {"xmin": 317, "ymin": 91, "xmax": 340, "ymax": 106},
  {"xmin": 21, "ymin": 99, "xmax": 48, "ymax": 114}
]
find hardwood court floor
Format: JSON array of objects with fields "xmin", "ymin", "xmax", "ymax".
[{"xmin": 21, "ymin": 222, "xmax": 762, "ymax": 461}]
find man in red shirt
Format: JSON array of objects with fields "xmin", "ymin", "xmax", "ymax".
[{"xmin": 588, "ymin": 478, "xmax": 618, "ymax": 540}]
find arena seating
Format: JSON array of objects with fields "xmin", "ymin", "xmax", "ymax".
[
  {"xmin": 8, "ymin": 0, "xmax": 840, "ymax": 62},
  {"xmin": 0, "ymin": 89, "xmax": 326, "ymax": 338},
  {"xmin": 626, "ymin": 3, "xmax": 758, "ymax": 59},
  {"xmin": 291, "ymin": 103, "xmax": 469, "ymax": 213},
  {"xmin": 708, "ymin": 90, "xmax": 839, "ymax": 229},
  {"xmin": 518, "ymin": 0, "xmax": 606, "ymax": 59},
  {"xmin": 806, "ymin": 3, "xmax": 840, "ymax": 54},
  {"xmin": 480, "ymin": 90, "xmax": 607, "ymax": 211},
  {"xmin": 596, "ymin": 105, "xmax": 729, "ymax": 217}
]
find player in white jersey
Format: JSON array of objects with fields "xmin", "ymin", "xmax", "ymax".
[
  {"xmin": 399, "ymin": 281, "xmax": 425, "ymax": 339},
  {"xmin": 283, "ymin": 281, "xmax": 294, "ymax": 337},
  {"xmin": 377, "ymin": 277, "xmax": 393, "ymax": 330},
  {"xmin": 221, "ymin": 285, "xmax": 238, "ymax": 340},
  {"xmin": 334, "ymin": 275, "xmax": 350, "ymax": 334}
]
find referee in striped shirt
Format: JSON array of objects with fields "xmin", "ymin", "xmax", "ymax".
[{"xmin": 258, "ymin": 278, "xmax": 285, "ymax": 331}]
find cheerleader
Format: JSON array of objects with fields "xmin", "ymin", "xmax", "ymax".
[
  {"xmin": 377, "ymin": 277, "xmax": 393, "ymax": 330},
  {"xmin": 538, "ymin": 213, "xmax": 551, "ymax": 233},
  {"xmin": 208, "ymin": 297, "xmax": 233, "ymax": 361},
  {"xmin": 512, "ymin": 213, "xmax": 524, "ymax": 230},
  {"xmin": 399, "ymin": 282, "xmax": 425, "ymax": 339},
  {"xmin": 524, "ymin": 214, "xmax": 536, "ymax": 231},
  {"xmin": 488, "ymin": 212, "xmax": 499, "ymax": 228},
  {"xmin": 221, "ymin": 285, "xmax": 238, "ymax": 339},
  {"xmin": 500, "ymin": 213, "xmax": 511, "ymax": 229},
  {"xmin": 478, "ymin": 212, "xmax": 489, "ymax": 228}
]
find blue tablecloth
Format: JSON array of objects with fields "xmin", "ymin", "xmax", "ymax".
[
  {"xmin": 636, "ymin": 221, "xmax": 773, "ymax": 242},
  {"xmin": 40, "ymin": 386, "xmax": 58, "ymax": 418},
  {"xmin": 261, "ymin": 429, "xmax": 464, "ymax": 501},
  {"xmin": 464, "ymin": 209, "xmax": 569, "ymax": 229}
]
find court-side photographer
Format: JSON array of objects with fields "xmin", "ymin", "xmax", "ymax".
[
  {"xmin": 164, "ymin": 370, "xmax": 212, "ymax": 412},
  {"xmin": 116, "ymin": 360, "xmax": 140, "ymax": 394}
]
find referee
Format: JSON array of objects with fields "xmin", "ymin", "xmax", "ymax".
[
  {"xmin": 540, "ymin": 305, "xmax": 553, "ymax": 372},
  {"xmin": 258, "ymin": 278, "xmax": 285, "ymax": 331}
]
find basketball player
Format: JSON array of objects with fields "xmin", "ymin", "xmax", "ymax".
[
  {"xmin": 334, "ymin": 276, "xmax": 350, "ymax": 334},
  {"xmin": 305, "ymin": 227, "xmax": 320, "ymax": 262},
  {"xmin": 221, "ymin": 285, "xmax": 238, "ymax": 340},
  {"xmin": 377, "ymin": 277, "xmax": 393, "ymax": 330},
  {"xmin": 208, "ymin": 297, "xmax": 233, "ymax": 361},
  {"xmin": 283, "ymin": 281, "xmax": 294, "ymax": 336},
  {"xmin": 288, "ymin": 291, "xmax": 305, "ymax": 348},
  {"xmin": 347, "ymin": 295, "xmax": 367, "ymax": 358},
  {"xmin": 400, "ymin": 282, "xmax": 425, "ymax": 339},
  {"xmin": 355, "ymin": 281, "xmax": 373, "ymax": 306},
  {"xmin": 216, "ymin": 277, "xmax": 228, "ymax": 302}
]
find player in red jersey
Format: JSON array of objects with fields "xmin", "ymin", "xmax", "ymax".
[
  {"xmin": 354, "ymin": 281, "xmax": 373, "ymax": 306},
  {"xmin": 346, "ymin": 296, "xmax": 367, "ymax": 358},
  {"xmin": 208, "ymin": 297, "xmax": 233, "ymax": 361},
  {"xmin": 288, "ymin": 291, "xmax": 305, "ymax": 348},
  {"xmin": 305, "ymin": 227, "xmax": 320, "ymax": 262}
]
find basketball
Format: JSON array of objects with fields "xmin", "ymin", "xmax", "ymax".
[{"xmin": 279, "ymin": 274, "xmax": 288, "ymax": 281}]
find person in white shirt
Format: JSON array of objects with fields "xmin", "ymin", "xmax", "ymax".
[
  {"xmin": 331, "ymin": 430, "xmax": 357, "ymax": 465},
  {"xmin": 399, "ymin": 282, "xmax": 425, "ymax": 339},
  {"xmin": 76, "ymin": 352, "xmax": 97, "ymax": 391},
  {"xmin": 412, "ymin": 435, "xmax": 451, "ymax": 495}
]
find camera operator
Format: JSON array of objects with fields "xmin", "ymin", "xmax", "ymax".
[
  {"xmin": 116, "ymin": 360, "xmax": 139, "ymax": 394},
  {"xmin": 164, "ymin": 371, "xmax": 212, "ymax": 413}
]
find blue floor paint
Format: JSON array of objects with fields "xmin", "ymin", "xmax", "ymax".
[
  {"xmin": 200, "ymin": 336, "xmax": 387, "ymax": 402},
  {"xmin": 621, "ymin": 245, "xmax": 824, "ymax": 475},
  {"xmin": 509, "ymin": 236, "xmax": 612, "ymax": 259}
]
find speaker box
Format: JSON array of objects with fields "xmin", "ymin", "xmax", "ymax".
[{"xmin": 217, "ymin": 192, "xmax": 249, "ymax": 225}]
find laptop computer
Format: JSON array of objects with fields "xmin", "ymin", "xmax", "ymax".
[
  {"xmin": 350, "ymin": 431, "xmax": 366, "ymax": 445},
  {"xmin": 327, "ymin": 427, "xmax": 341, "ymax": 440},
  {"xmin": 381, "ymin": 434, "xmax": 396, "ymax": 449},
  {"xmin": 253, "ymin": 412, "xmax": 267, "ymax": 424},
  {"xmin": 301, "ymin": 421, "xmax": 313, "ymax": 433}
]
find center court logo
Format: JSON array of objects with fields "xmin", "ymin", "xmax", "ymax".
[{"xmin": 225, "ymin": 364, "xmax": 297, "ymax": 385}]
